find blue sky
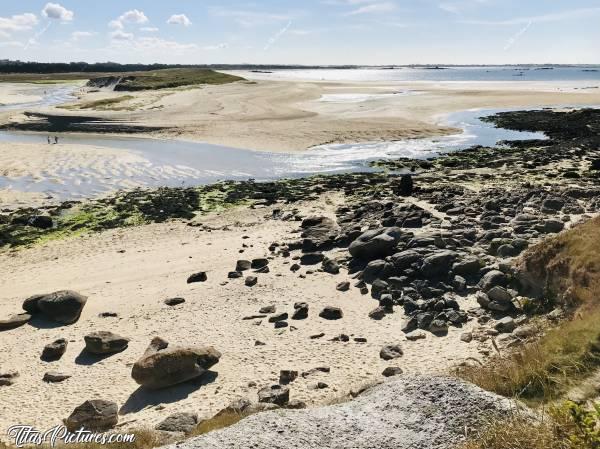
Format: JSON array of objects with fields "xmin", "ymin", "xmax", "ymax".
[{"xmin": 1, "ymin": 1, "xmax": 599, "ymax": 64}]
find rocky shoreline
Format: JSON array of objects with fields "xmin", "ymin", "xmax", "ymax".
[{"xmin": 1, "ymin": 108, "xmax": 600, "ymax": 440}]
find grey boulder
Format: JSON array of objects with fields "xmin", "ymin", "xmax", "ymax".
[
  {"xmin": 65, "ymin": 399, "xmax": 118, "ymax": 432},
  {"xmin": 41, "ymin": 338, "xmax": 68, "ymax": 361},
  {"xmin": 349, "ymin": 228, "xmax": 401, "ymax": 261},
  {"xmin": 380, "ymin": 344, "xmax": 404, "ymax": 360},
  {"xmin": 258, "ymin": 384, "xmax": 290, "ymax": 406},
  {"xmin": 156, "ymin": 412, "xmax": 199, "ymax": 435},
  {"xmin": 84, "ymin": 332, "xmax": 130, "ymax": 355},
  {"xmin": 132, "ymin": 337, "xmax": 221, "ymax": 389},
  {"xmin": 23, "ymin": 291, "xmax": 87, "ymax": 324}
]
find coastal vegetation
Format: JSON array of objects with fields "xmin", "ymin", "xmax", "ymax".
[
  {"xmin": 103, "ymin": 69, "xmax": 244, "ymax": 91},
  {"xmin": 458, "ymin": 216, "xmax": 600, "ymax": 448},
  {"xmin": 0, "ymin": 68, "xmax": 243, "ymax": 90}
]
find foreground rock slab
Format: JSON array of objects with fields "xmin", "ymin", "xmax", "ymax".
[
  {"xmin": 166, "ymin": 376, "xmax": 521, "ymax": 449},
  {"xmin": 84, "ymin": 331, "xmax": 130, "ymax": 355},
  {"xmin": 65, "ymin": 399, "xmax": 118, "ymax": 432},
  {"xmin": 132, "ymin": 337, "xmax": 221, "ymax": 389},
  {"xmin": 0, "ymin": 313, "xmax": 31, "ymax": 331}
]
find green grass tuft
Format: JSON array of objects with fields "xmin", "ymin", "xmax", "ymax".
[
  {"xmin": 457, "ymin": 308, "xmax": 600, "ymax": 402},
  {"xmin": 112, "ymin": 69, "xmax": 244, "ymax": 91}
]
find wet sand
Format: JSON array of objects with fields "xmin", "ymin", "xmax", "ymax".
[{"xmin": 3, "ymin": 78, "xmax": 600, "ymax": 153}]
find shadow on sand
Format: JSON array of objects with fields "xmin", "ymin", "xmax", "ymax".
[
  {"xmin": 26, "ymin": 315, "xmax": 66, "ymax": 330},
  {"xmin": 74, "ymin": 348, "xmax": 128, "ymax": 366},
  {"xmin": 119, "ymin": 371, "xmax": 219, "ymax": 415}
]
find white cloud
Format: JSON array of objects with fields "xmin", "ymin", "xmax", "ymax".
[
  {"xmin": 345, "ymin": 2, "xmax": 396, "ymax": 15},
  {"xmin": 0, "ymin": 13, "xmax": 39, "ymax": 37},
  {"xmin": 167, "ymin": 14, "xmax": 192, "ymax": 27},
  {"xmin": 110, "ymin": 29, "xmax": 134, "ymax": 41},
  {"xmin": 109, "ymin": 9, "xmax": 148, "ymax": 30},
  {"xmin": 140, "ymin": 27, "xmax": 159, "ymax": 32},
  {"xmin": 71, "ymin": 31, "xmax": 96, "ymax": 41},
  {"xmin": 121, "ymin": 10, "xmax": 148, "ymax": 24},
  {"xmin": 42, "ymin": 3, "xmax": 74, "ymax": 22}
]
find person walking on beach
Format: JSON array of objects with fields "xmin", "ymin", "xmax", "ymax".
[
  {"xmin": 54, "ymin": 136, "xmax": 59, "ymax": 144},
  {"xmin": 47, "ymin": 136, "xmax": 51, "ymax": 144}
]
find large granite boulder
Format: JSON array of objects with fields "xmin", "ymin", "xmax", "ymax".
[
  {"xmin": 132, "ymin": 337, "xmax": 221, "ymax": 389},
  {"xmin": 84, "ymin": 331, "xmax": 130, "ymax": 355},
  {"xmin": 300, "ymin": 216, "xmax": 339, "ymax": 251},
  {"xmin": 65, "ymin": 399, "xmax": 118, "ymax": 432},
  {"xmin": 166, "ymin": 376, "xmax": 528, "ymax": 449},
  {"xmin": 349, "ymin": 227, "xmax": 402, "ymax": 261},
  {"xmin": 420, "ymin": 251, "xmax": 458, "ymax": 279},
  {"xmin": 23, "ymin": 291, "xmax": 87, "ymax": 324}
]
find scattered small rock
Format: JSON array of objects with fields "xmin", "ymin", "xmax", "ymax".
[
  {"xmin": 43, "ymin": 372, "xmax": 71, "ymax": 383},
  {"xmin": 336, "ymin": 281, "xmax": 350, "ymax": 292},
  {"xmin": 380, "ymin": 344, "xmax": 404, "ymax": 360},
  {"xmin": 187, "ymin": 272, "xmax": 208, "ymax": 283},
  {"xmin": 41, "ymin": 338, "xmax": 68, "ymax": 361},
  {"xmin": 84, "ymin": 331, "xmax": 130, "ymax": 355},
  {"xmin": 292, "ymin": 303, "xmax": 309, "ymax": 320},
  {"xmin": 0, "ymin": 371, "xmax": 19, "ymax": 387},
  {"xmin": 382, "ymin": 367, "xmax": 403, "ymax": 377},
  {"xmin": 258, "ymin": 384, "xmax": 289, "ymax": 406},
  {"xmin": 319, "ymin": 306, "xmax": 343, "ymax": 320},
  {"xmin": 164, "ymin": 297, "xmax": 185, "ymax": 306},
  {"xmin": 245, "ymin": 276, "xmax": 258, "ymax": 287},
  {"xmin": 279, "ymin": 370, "xmax": 299, "ymax": 385}
]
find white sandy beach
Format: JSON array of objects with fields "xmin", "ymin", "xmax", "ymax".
[
  {"xmin": 0, "ymin": 196, "xmax": 485, "ymax": 431},
  {"xmin": 0, "ymin": 74, "xmax": 599, "ymax": 433}
]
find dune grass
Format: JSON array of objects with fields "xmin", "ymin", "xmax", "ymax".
[
  {"xmin": 457, "ymin": 308, "xmax": 600, "ymax": 402},
  {"xmin": 461, "ymin": 401, "xmax": 600, "ymax": 449},
  {"xmin": 114, "ymin": 69, "xmax": 244, "ymax": 91},
  {"xmin": 458, "ymin": 217, "xmax": 600, "ymax": 402},
  {"xmin": 519, "ymin": 216, "xmax": 600, "ymax": 305},
  {"xmin": 460, "ymin": 217, "xmax": 600, "ymax": 448},
  {"xmin": 190, "ymin": 409, "xmax": 251, "ymax": 437},
  {"xmin": 461, "ymin": 414, "xmax": 569, "ymax": 449}
]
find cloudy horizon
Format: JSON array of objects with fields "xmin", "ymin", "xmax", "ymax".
[{"xmin": 0, "ymin": 1, "xmax": 599, "ymax": 65}]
